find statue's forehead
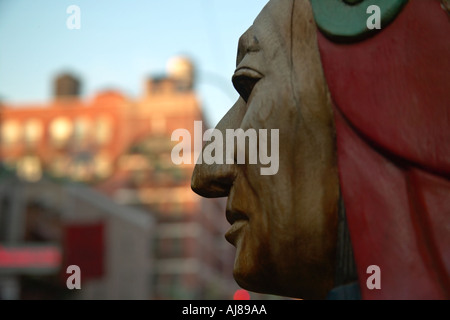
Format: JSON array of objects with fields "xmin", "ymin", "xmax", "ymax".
[
  {"xmin": 253, "ymin": 0, "xmax": 293, "ymax": 24},
  {"xmin": 236, "ymin": 0, "xmax": 293, "ymax": 67}
]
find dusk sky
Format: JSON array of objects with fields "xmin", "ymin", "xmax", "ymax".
[{"xmin": 0, "ymin": 0, "xmax": 268, "ymax": 126}]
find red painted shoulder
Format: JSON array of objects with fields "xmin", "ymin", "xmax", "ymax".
[{"xmin": 317, "ymin": 0, "xmax": 450, "ymax": 299}]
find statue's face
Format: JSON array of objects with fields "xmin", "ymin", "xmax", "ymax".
[{"xmin": 191, "ymin": 0, "xmax": 340, "ymax": 299}]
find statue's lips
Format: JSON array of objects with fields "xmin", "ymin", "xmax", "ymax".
[
  {"xmin": 225, "ymin": 209, "xmax": 249, "ymax": 245},
  {"xmin": 225, "ymin": 220, "xmax": 247, "ymax": 246}
]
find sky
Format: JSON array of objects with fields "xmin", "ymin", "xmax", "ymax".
[{"xmin": 0, "ymin": 0, "xmax": 269, "ymax": 127}]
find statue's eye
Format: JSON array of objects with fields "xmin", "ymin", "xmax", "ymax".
[{"xmin": 232, "ymin": 68, "xmax": 262, "ymax": 103}]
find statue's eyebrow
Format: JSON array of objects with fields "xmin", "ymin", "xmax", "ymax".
[{"xmin": 236, "ymin": 26, "xmax": 260, "ymax": 67}]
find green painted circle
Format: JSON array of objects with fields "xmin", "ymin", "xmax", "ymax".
[{"xmin": 310, "ymin": 0, "xmax": 408, "ymax": 42}]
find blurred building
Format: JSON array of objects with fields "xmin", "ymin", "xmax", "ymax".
[
  {"xmin": 0, "ymin": 56, "xmax": 238, "ymax": 299},
  {"xmin": 0, "ymin": 167, "xmax": 153, "ymax": 300}
]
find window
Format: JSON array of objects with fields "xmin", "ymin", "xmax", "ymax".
[
  {"xmin": 1, "ymin": 120, "xmax": 21, "ymax": 146},
  {"xmin": 49, "ymin": 117, "xmax": 73, "ymax": 147},
  {"xmin": 24, "ymin": 119, "xmax": 43, "ymax": 146},
  {"xmin": 94, "ymin": 115, "xmax": 112, "ymax": 145}
]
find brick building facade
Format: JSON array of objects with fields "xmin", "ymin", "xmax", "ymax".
[{"xmin": 0, "ymin": 57, "xmax": 238, "ymax": 299}]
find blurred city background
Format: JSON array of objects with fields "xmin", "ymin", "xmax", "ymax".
[{"xmin": 0, "ymin": 0, "xmax": 281, "ymax": 300}]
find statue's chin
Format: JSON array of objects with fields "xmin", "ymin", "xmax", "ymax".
[
  {"xmin": 233, "ymin": 268, "xmax": 271, "ymax": 296},
  {"xmin": 232, "ymin": 256, "xmax": 290, "ymax": 298},
  {"xmin": 233, "ymin": 269, "xmax": 297, "ymax": 299},
  {"xmin": 232, "ymin": 260, "xmax": 333, "ymax": 300}
]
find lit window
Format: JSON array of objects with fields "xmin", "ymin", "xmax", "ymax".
[
  {"xmin": 94, "ymin": 153, "xmax": 112, "ymax": 179},
  {"xmin": 16, "ymin": 155, "xmax": 42, "ymax": 182},
  {"xmin": 24, "ymin": 119, "xmax": 43, "ymax": 146},
  {"xmin": 73, "ymin": 117, "xmax": 92, "ymax": 145},
  {"xmin": 69, "ymin": 152, "xmax": 94, "ymax": 182},
  {"xmin": 1, "ymin": 120, "xmax": 22, "ymax": 146},
  {"xmin": 95, "ymin": 115, "xmax": 112, "ymax": 145},
  {"xmin": 49, "ymin": 117, "xmax": 73, "ymax": 147}
]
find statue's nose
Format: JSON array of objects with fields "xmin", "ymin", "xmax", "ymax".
[
  {"xmin": 191, "ymin": 161, "xmax": 235, "ymax": 198},
  {"xmin": 191, "ymin": 98, "xmax": 245, "ymax": 198}
]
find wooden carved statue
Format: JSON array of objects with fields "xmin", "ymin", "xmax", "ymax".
[{"xmin": 191, "ymin": 0, "xmax": 449, "ymax": 300}]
